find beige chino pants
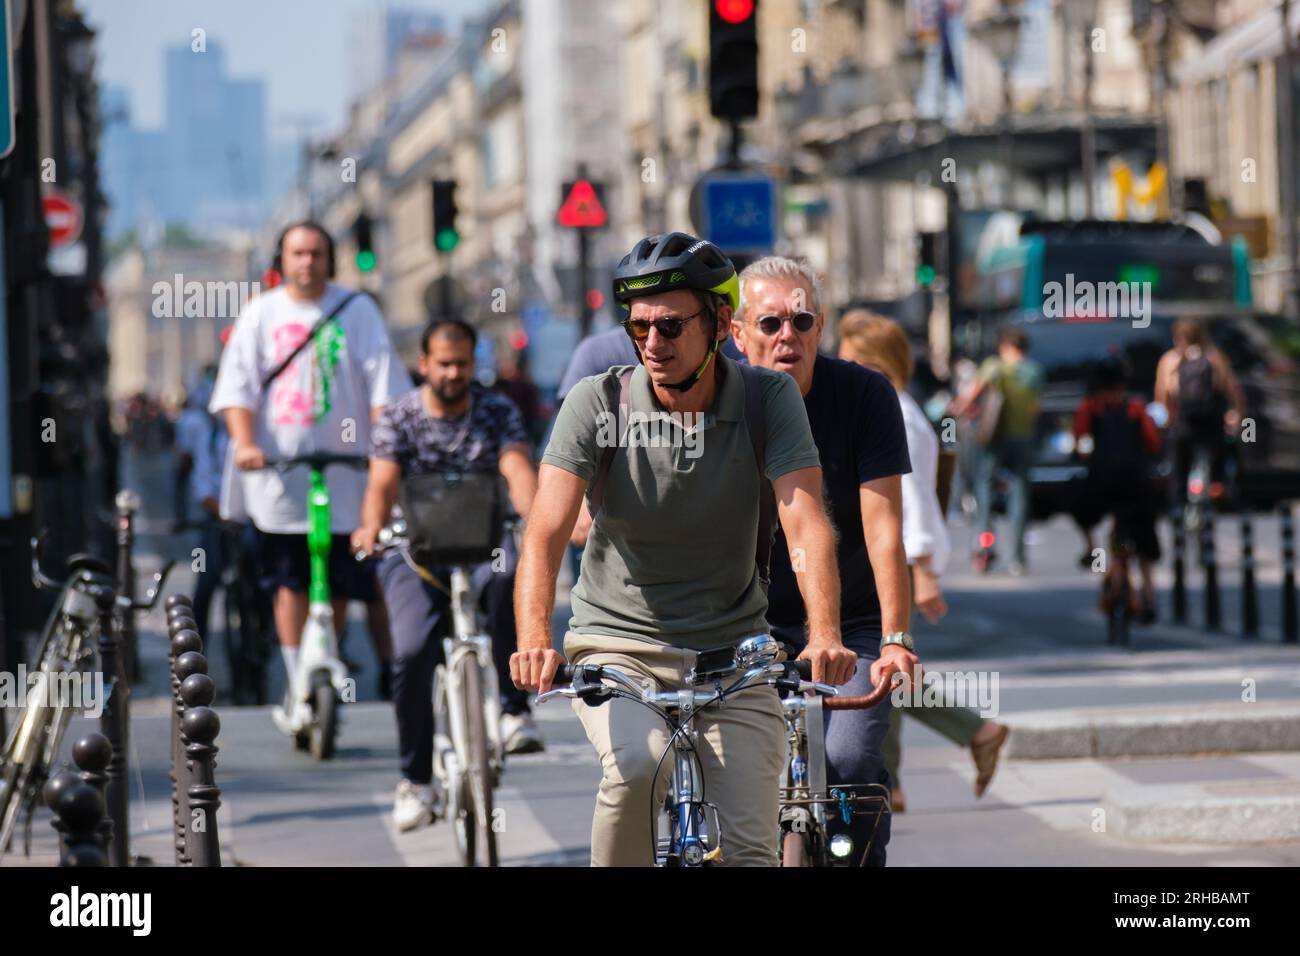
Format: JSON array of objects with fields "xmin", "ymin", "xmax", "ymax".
[{"xmin": 564, "ymin": 632, "xmax": 787, "ymax": 867}]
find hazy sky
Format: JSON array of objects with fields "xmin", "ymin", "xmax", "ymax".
[{"xmin": 82, "ymin": 0, "xmax": 489, "ymax": 134}]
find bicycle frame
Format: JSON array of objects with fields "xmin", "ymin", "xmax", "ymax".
[
  {"xmin": 541, "ymin": 641, "xmax": 832, "ymax": 867},
  {"xmin": 436, "ymin": 568, "xmax": 503, "ymax": 783}
]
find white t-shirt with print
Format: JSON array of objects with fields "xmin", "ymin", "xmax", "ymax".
[{"xmin": 209, "ymin": 284, "xmax": 411, "ymax": 533}]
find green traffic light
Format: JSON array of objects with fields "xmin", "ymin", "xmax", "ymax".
[
  {"xmin": 435, "ymin": 228, "xmax": 460, "ymax": 253},
  {"xmin": 916, "ymin": 264, "xmax": 936, "ymax": 286},
  {"xmin": 356, "ymin": 249, "xmax": 377, "ymax": 272}
]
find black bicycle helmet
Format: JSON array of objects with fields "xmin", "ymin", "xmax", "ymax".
[{"xmin": 612, "ymin": 232, "xmax": 740, "ymax": 313}]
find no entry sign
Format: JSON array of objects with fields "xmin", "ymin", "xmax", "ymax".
[{"xmin": 43, "ymin": 191, "xmax": 83, "ymax": 248}]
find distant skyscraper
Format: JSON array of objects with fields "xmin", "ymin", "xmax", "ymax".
[
  {"xmin": 160, "ymin": 40, "xmax": 267, "ymax": 231},
  {"xmin": 349, "ymin": 5, "xmax": 448, "ymax": 101}
]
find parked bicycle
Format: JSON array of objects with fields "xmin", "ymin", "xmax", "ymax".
[
  {"xmin": 540, "ymin": 634, "xmax": 839, "ymax": 867},
  {"xmin": 0, "ymin": 534, "xmax": 169, "ymax": 861},
  {"xmin": 220, "ymin": 521, "xmax": 274, "ymax": 706}
]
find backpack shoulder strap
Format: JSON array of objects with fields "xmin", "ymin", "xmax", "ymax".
[
  {"xmin": 737, "ymin": 362, "xmax": 776, "ymax": 588},
  {"xmin": 587, "ymin": 367, "xmax": 635, "ymax": 518}
]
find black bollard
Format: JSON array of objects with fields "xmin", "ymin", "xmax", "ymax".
[
  {"xmin": 92, "ymin": 582, "xmax": 129, "ymax": 867},
  {"xmin": 73, "ymin": 734, "xmax": 114, "ymax": 855},
  {"xmin": 1171, "ymin": 509, "xmax": 1188, "ymax": 624},
  {"xmin": 167, "ymin": 605, "xmax": 197, "ymax": 629},
  {"xmin": 43, "ymin": 770, "xmax": 81, "ymax": 865},
  {"xmin": 170, "ymin": 630, "xmax": 203, "ymax": 865},
  {"xmin": 165, "ymin": 593, "xmax": 193, "ymax": 613},
  {"xmin": 1240, "ymin": 511, "xmax": 1259, "ymax": 639},
  {"xmin": 1201, "ymin": 512, "xmax": 1221, "ymax": 631},
  {"xmin": 180, "ymin": 673, "xmax": 222, "ymax": 867},
  {"xmin": 45, "ymin": 772, "xmax": 106, "ymax": 867},
  {"xmin": 1282, "ymin": 504, "xmax": 1298, "ymax": 644}
]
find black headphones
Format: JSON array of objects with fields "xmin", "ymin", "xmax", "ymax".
[{"xmin": 272, "ymin": 220, "xmax": 336, "ymax": 278}]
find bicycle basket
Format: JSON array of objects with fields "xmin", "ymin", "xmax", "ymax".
[{"xmin": 398, "ymin": 471, "xmax": 505, "ymax": 566}]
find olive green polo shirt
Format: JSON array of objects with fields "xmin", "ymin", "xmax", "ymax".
[{"xmin": 542, "ymin": 355, "xmax": 822, "ymax": 650}]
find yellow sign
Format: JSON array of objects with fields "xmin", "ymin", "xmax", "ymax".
[{"xmin": 1110, "ymin": 159, "xmax": 1168, "ymax": 221}]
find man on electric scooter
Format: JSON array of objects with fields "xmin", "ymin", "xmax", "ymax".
[{"xmin": 210, "ymin": 222, "xmax": 410, "ymax": 718}]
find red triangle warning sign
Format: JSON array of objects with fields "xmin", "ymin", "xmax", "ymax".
[{"xmin": 558, "ymin": 179, "xmax": 607, "ymax": 228}]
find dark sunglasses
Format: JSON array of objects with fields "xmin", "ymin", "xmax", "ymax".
[
  {"xmin": 754, "ymin": 311, "xmax": 816, "ymax": 336},
  {"xmin": 622, "ymin": 308, "xmax": 706, "ymax": 342}
]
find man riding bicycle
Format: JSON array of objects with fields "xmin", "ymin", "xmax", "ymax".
[
  {"xmin": 512, "ymin": 232, "xmax": 859, "ymax": 867},
  {"xmin": 352, "ymin": 318, "xmax": 540, "ymax": 832},
  {"xmin": 733, "ymin": 257, "xmax": 919, "ymax": 865}
]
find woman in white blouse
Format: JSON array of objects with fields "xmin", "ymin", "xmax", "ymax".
[{"xmin": 838, "ymin": 311, "xmax": 1008, "ymax": 809}]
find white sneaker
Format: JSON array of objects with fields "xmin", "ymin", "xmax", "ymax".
[
  {"xmin": 501, "ymin": 712, "xmax": 544, "ymax": 755},
  {"xmin": 392, "ymin": 779, "xmax": 435, "ymax": 832}
]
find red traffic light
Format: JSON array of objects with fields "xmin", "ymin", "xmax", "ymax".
[
  {"xmin": 509, "ymin": 330, "xmax": 529, "ymax": 351},
  {"xmin": 586, "ymin": 289, "xmax": 604, "ymax": 311},
  {"xmin": 715, "ymin": 0, "xmax": 754, "ymax": 23}
]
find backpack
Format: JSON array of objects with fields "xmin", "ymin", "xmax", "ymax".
[
  {"xmin": 587, "ymin": 363, "xmax": 776, "ymax": 589},
  {"xmin": 1177, "ymin": 351, "xmax": 1225, "ymax": 432},
  {"xmin": 1088, "ymin": 399, "xmax": 1146, "ymax": 486}
]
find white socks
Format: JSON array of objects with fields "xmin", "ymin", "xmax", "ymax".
[{"xmin": 281, "ymin": 646, "xmax": 300, "ymax": 684}]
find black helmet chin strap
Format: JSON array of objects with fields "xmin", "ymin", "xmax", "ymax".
[{"xmin": 660, "ymin": 336, "xmax": 720, "ymax": 392}]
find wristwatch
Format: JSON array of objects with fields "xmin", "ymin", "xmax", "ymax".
[{"xmin": 881, "ymin": 631, "xmax": 915, "ymax": 652}]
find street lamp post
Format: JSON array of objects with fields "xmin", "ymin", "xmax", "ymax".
[
  {"xmin": 972, "ymin": 3, "xmax": 1023, "ymax": 209},
  {"xmin": 1073, "ymin": 0, "xmax": 1100, "ymax": 219}
]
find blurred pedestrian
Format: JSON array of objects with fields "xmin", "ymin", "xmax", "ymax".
[
  {"xmin": 1154, "ymin": 317, "xmax": 1246, "ymax": 508},
  {"xmin": 839, "ymin": 310, "xmax": 1009, "ymax": 808},
  {"xmin": 949, "ymin": 325, "xmax": 1043, "ymax": 575},
  {"xmin": 185, "ymin": 366, "xmax": 231, "ymax": 643},
  {"xmin": 494, "ymin": 348, "xmax": 547, "ymax": 448},
  {"xmin": 174, "ymin": 368, "xmax": 218, "ymax": 531}
]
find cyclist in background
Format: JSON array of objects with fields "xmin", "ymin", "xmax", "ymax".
[
  {"xmin": 1074, "ymin": 358, "xmax": 1163, "ymax": 623},
  {"xmin": 1154, "ymin": 318, "xmax": 1246, "ymax": 509},
  {"xmin": 352, "ymin": 318, "xmax": 540, "ymax": 832},
  {"xmin": 733, "ymin": 269, "xmax": 919, "ymax": 868},
  {"xmin": 949, "ymin": 326, "xmax": 1044, "ymax": 576}
]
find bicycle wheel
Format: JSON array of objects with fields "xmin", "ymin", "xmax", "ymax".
[
  {"xmin": 222, "ymin": 577, "xmax": 247, "ymax": 705},
  {"xmin": 459, "ymin": 655, "xmax": 497, "ymax": 867},
  {"xmin": 437, "ymin": 665, "xmax": 475, "ymax": 866},
  {"xmin": 309, "ymin": 671, "xmax": 338, "ymax": 761}
]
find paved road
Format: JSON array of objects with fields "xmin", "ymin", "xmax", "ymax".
[{"xmin": 11, "ymin": 449, "xmax": 1297, "ymax": 866}]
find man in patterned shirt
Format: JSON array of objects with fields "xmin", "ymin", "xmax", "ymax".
[{"xmin": 353, "ymin": 318, "xmax": 538, "ymax": 832}]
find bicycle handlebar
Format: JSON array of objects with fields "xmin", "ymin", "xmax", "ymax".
[
  {"xmin": 538, "ymin": 660, "xmax": 839, "ymax": 709},
  {"xmin": 262, "ymin": 453, "xmax": 370, "ymax": 472}
]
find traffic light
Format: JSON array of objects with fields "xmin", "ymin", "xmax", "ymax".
[
  {"xmin": 354, "ymin": 213, "xmax": 376, "ymax": 272},
  {"xmin": 709, "ymin": 0, "xmax": 759, "ymax": 120},
  {"xmin": 916, "ymin": 231, "xmax": 939, "ymax": 287},
  {"xmin": 432, "ymin": 179, "xmax": 459, "ymax": 253}
]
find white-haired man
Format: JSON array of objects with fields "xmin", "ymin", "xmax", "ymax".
[{"xmin": 732, "ymin": 256, "xmax": 919, "ymax": 867}]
